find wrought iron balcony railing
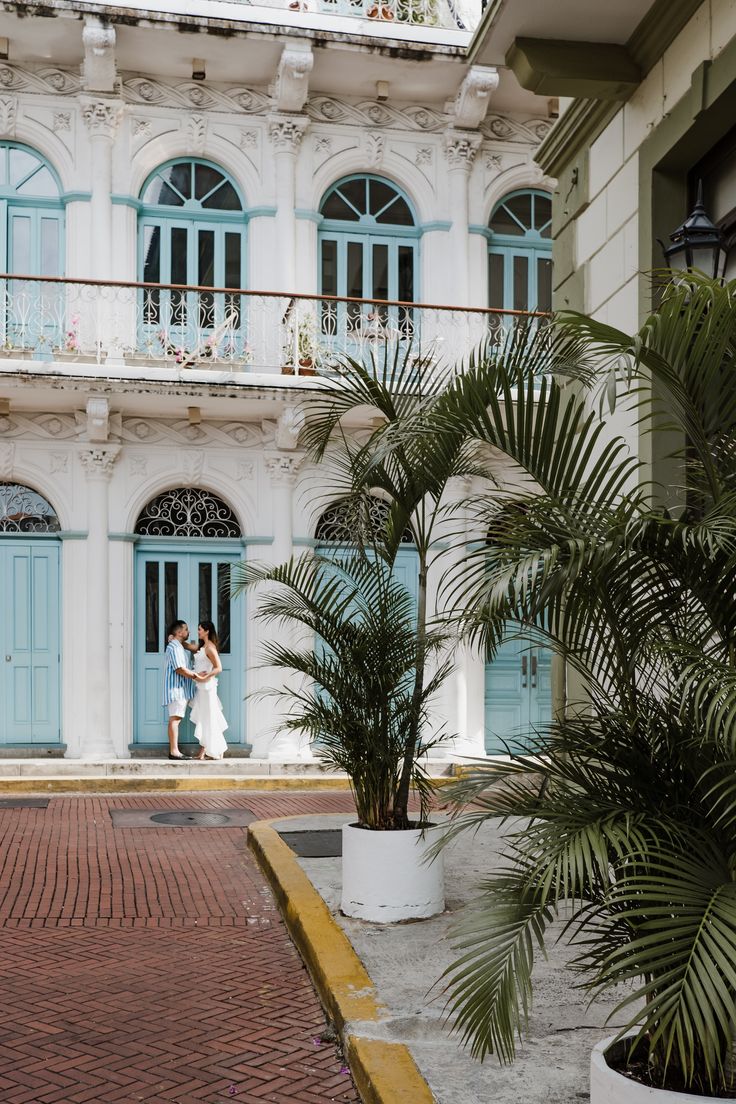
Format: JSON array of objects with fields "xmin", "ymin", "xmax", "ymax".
[
  {"xmin": 251, "ymin": 0, "xmax": 472, "ymax": 30},
  {"xmin": 0, "ymin": 274, "xmax": 544, "ymax": 379}
]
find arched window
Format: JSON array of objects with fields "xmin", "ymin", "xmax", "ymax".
[
  {"xmin": 315, "ymin": 496, "xmax": 414, "ymax": 545},
  {"xmin": 0, "ymin": 482, "xmax": 60, "ymax": 533},
  {"xmin": 134, "ymin": 487, "xmax": 241, "ymax": 538},
  {"xmin": 139, "ymin": 159, "xmax": 246, "ymax": 350},
  {"xmin": 0, "ymin": 144, "xmax": 64, "ymax": 278},
  {"xmin": 488, "ymin": 190, "xmax": 552, "ymax": 314},
  {"xmin": 319, "ymin": 176, "xmax": 418, "ymax": 338}
]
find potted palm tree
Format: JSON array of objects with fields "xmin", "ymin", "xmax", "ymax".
[
  {"xmin": 231, "ymin": 548, "xmax": 452, "ymax": 920},
  {"xmin": 429, "ymin": 277, "xmax": 736, "ymax": 1100}
]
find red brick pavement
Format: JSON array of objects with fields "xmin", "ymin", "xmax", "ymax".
[{"xmin": 0, "ymin": 791, "xmax": 361, "ymax": 1104}]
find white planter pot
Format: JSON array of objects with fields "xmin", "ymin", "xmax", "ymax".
[
  {"xmin": 340, "ymin": 822, "xmax": 445, "ymax": 922},
  {"xmin": 591, "ymin": 1036, "xmax": 736, "ymax": 1103}
]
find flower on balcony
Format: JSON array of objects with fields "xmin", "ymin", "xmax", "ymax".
[{"xmin": 64, "ymin": 314, "xmax": 80, "ymax": 353}]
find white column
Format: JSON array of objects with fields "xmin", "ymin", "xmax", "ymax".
[
  {"xmin": 443, "ymin": 131, "xmax": 482, "ymax": 308},
  {"xmin": 79, "ymin": 445, "xmax": 120, "ymax": 758},
  {"xmin": 268, "ymin": 115, "xmax": 309, "ymax": 293},
  {"xmin": 443, "ymin": 476, "xmax": 487, "ymax": 758},
  {"xmin": 263, "ymin": 450, "xmax": 312, "ymax": 760},
  {"xmin": 81, "ymin": 99, "xmax": 123, "ymax": 281}
]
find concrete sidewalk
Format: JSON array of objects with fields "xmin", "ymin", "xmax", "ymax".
[{"xmin": 273, "ymin": 813, "xmax": 628, "ymax": 1104}]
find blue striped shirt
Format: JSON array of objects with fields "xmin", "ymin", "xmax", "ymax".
[{"xmin": 162, "ymin": 640, "xmax": 190, "ymax": 706}]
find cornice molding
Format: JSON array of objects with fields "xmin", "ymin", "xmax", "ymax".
[{"xmin": 628, "ymin": 0, "xmax": 703, "ymax": 75}]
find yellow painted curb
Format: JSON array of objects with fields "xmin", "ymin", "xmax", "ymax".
[
  {"xmin": 248, "ymin": 819, "xmax": 435, "ymax": 1104},
  {"xmin": 0, "ymin": 777, "xmax": 353, "ymax": 794}
]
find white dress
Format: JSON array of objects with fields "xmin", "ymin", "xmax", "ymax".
[{"xmin": 189, "ymin": 649, "xmax": 228, "ymax": 759}]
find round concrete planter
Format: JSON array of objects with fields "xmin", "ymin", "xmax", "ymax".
[
  {"xmin": 340, "ymin": 822, "xmax": 444, "ymax": 922},
  {"xmin": 591, "ymin": 1036, "xmax": 736, "ymax": 1103}
]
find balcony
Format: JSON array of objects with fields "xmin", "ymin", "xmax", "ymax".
[
  {"xmin": 259, "ymin": 0, "xmax": 472, "ymax": 30},
  {"xmin": 0, "ymin": 275, "xmax": 543, "ymax": 384}
]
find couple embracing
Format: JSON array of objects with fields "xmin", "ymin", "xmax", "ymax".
[{"xmin": 163, "ymin": 620, "xmax": 228, "ymax": 761}]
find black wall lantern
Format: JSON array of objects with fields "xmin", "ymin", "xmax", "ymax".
[{"xmin": 662, "ymin": 181, "xmax": 729, "ymax": 279}]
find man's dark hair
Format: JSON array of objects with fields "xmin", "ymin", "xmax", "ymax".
[{"xmin": 166, "ymin": 619, "xmax": 187, "ymax": 638}]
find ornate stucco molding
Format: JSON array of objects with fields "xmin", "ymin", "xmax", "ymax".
[
  {"xmin": 271, "ymin": 44, "xmax": 313, "ymax": 115},
  {"xmin": 268, "ymin": 114, "xmax": 309, "ymax": 154},
  {"xmin": 452, "ymin": 66, "xmax": 499, "ymax": 130},
  {"xmin": 80, "ymin": 97, "xmax": 123, "ymax": 139},
  {"xmin": 79, "ymin": 445, "xmax": 121, "ymax": 479},
  {"xmin": 264, "ymin": 450, "xmax": 305, "ymax": 486},
  {"xmin": 444, "ymin": 130, "xmax": 482, "ymax": 171},
  {"xmin": 82, "ymin": 16, "xmax": 117, "ymax": 94}
]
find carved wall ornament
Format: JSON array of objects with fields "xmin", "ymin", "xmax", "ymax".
[
  {"xmin": 264, "ymin": 451, "xmax": 304, "ymax": 485},
  {"xmin": 132, "ymin": 118, "xmax": 151, "ymax": 138},
  {"xmin": 273, "ymin": 408, "xmax": 304, "ymax": 451},
  {"xmin": 240, "ymin": 129, "xmax": 258, "ymax": 149},
  {"xmin": 122, "ymin": 74, "xmax": 271, "ymax": 115},
  {"xmin": 313, "ymin": 134, "xmax": 332, "ymax": 156},
  {"xmin": 185, "ymin": 113, "xmax": 208, "ymax": 155},
  {"xmin": 485, "ymin": 152, "xmax": 502, "ymax": 172},
  {"xmin": 53, "ymin": 111, "xmax": 72, "ymax": 131},
  {"xmin": 79, "ymin": 445, "xmax": 121, "ymax": 479},
  {"xmin": 0, "ymin": 97, "xmax": 17, "ymax": 138},
  {"xmin": 50, "ymin": 453, "xmax": 69, "ymax": 474},
  {"xmin": 0, "ymin": 411, "xmax": 78, "ymax": 439},
  {"xmin": 365, "ymin": 132, "xmax": 384, "ymax": 169},
  {"xmin": 307, "ymin": 95, "xmax": 448, "ymax": 132},
  {"xmin": 129, "ymin": 455, "xmax": 148, "ymax": 476},
  {"xmin": 121, "ymin": 418, "xmax": 260, "ymax": 449},
  {"xmin": 81, "ymin": 98, "xmax": 123, "ymax": 139},
  {"xmin": 0, "ymin": 63, "xmax": 82, "ymax": 97},
  {"xmin": 268, "ymin": 114, "xmax": 309, "ymax": 153},
  {"xmin": 236, "ymin": 460, "xmax": 255, "ymax": 481},
  {"xmin": 415, "ymin": 146, "xmax": 433, "ymax": 167},
  {"xmin": 452, "ymin": 66, "xmax": 499, "ymax": 131},
  {"xmin": 82, "ymin": 17, "xmax": 117, "ymax": 93},
  {"xmin": 444, "ymin": 130, "xmax": 482, "ymax": 171},
  {"xmin": 182, "ymin": 449, "xmax": 205, "ymax": 484},
  {"xmin": 272, "ymin": 44, "xmax": 313, "ymax": 114},
  {"xmin": 480, "ymin": 114, "xmax": 552, "ymax": 143}
]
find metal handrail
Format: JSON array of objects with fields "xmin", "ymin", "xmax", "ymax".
[{"xmin": 0, "ymin": 273, "xmax": 548, "ymax": 319}]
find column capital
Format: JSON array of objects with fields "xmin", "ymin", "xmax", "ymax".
[
  {"xmin": 79, "ymin": 445, "xmax": 121, "ymax": 480},
  {"xmin": 264, "ymin": 449, "xmax": 305, "ymax": 486},
  {"xmin": 80, "ymin": 96, "xmax": 123, "ymax": 139},
  {"xmin": 443, "ymin": 129, "xmax": 482, "ymax": 172},
  {"xmin": 268, "ymin": 113, "xmax": 309, "ymax": 154}
]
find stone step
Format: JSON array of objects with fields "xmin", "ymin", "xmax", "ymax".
[{"xmin": 0, "ymin": 757, "xmax": 459, "ymax": 780}]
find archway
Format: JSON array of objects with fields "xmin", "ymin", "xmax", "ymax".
[{"xmin": 132, "ymin": 486, "xmax": 245, "ymax": 749}]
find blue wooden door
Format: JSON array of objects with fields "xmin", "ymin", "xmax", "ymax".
[
  {"xmin": 484, "ymin": 629, "xmax": 552, "ymax": 754},
  {"xmin": 0, "ymin": 540, "xmax": 61, "ymax": 744},
  {"xmin": 134, "ymin": 546, "xmax": 244, "ymax": 746}
]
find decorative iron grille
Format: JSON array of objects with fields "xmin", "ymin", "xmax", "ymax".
[
  {"xmin": 315, "ymin": 495, "xmax": 413, "ymax": 544},
  {"xmin": 134, "ymin": 487, "xmax": 241, "ymax": 538},
  {"xmin": 0, "ymin": 482, "xmax": 60, "ymax": 533}
]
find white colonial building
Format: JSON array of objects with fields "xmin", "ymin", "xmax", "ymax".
[{"xmin": 0, "ymin": 0, "xmax": 555, "ymax": 759}]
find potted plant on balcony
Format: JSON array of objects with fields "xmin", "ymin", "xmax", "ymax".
[
  {"xmin": 231, "ymin": 548, "xmax": 452, "ymax": 920},
  {"xmin": 430, "ymin": 276, "xmax": 736, "ymax": 1101}
]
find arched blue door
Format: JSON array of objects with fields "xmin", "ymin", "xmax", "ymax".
[
  {"xmin": 484, "ymin": 629, "xmax": 552, "ymax": 753},
  {"xmin": 488, "ymin": 189, "xmax": 552, "ymax": 314},
  {"xmin": 0, "ymin": 482, "xmax": 61, "ymax": 746},
  {"xmin": 133, "ymin": 488, "xmax": 245, "ymax": 748}
]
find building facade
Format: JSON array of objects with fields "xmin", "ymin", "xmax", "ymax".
[{"xmin": 0, "ymin": 0, "xmax": 555, "ymax": 759}]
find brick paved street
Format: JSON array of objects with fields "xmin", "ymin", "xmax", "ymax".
[{"xmin": 0, "ymin": 792, "xmax": 360, "ymax": 1104}]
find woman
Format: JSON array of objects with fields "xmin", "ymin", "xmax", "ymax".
[{"xmin": 189, "ymin": 621, "xmax": 228, "ymax": 760}]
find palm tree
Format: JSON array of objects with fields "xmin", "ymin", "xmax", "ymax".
[
  {"xmin": 230, "ymin": 550, "xmax": 451, "ymax": 828},
  {"xmin": 429, "ymin": 276, "xmax": 736, "ymax": 1094}
]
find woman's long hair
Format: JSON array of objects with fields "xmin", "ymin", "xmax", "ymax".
[{"xmin": 198, "ymin": 621, "xmax": 219, "ymax": 649}]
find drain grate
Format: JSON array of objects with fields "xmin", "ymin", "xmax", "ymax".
[
  {"xmin": 0, "ymin": 798, "xmax": 50, "ymax": 809},
  {"xmin": 278, "ymin": 829, "xmax": 343, "ymax": 858},
  {"xmin": 111, "ymin": 808, "xmax": 255, "ymax": 828},
  {"xmin": 151, "ymin": 811, "xmax": 232, "ymax": 827}
]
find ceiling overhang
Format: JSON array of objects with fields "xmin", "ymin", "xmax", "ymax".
[{"xmin": 506, "ymin": 37, "xmax": 641, "ymax": 101}]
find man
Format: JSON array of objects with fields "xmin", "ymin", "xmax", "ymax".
[{"xmin": 163, "ymin": 620, "xmax": 201, "ymax": 760}]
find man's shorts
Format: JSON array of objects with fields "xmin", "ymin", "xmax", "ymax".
[{"xmin": 167, "ymin": 700, "xmax": 188, "ymax": 719}]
